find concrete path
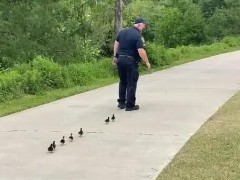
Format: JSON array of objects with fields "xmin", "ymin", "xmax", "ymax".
[{"xmin": 0, "ymin": 51, "xmax": 240, "ymax": 180}]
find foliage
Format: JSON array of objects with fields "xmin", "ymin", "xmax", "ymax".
[
  {"xmin": 206, "ymin": 4, "xmax": 240, "ymax": 40},
  {"xmin": 1, "ymin": 0, "xmax": 240, "ymax": 69},
  {"xmin": 0, "ymin": 56, "xmax": 118, "ymax": 102},
  {"xmin": 0, "ymin": 0, "xmax": 108, "ymax": 68},
  {"xmin": 1, "ymin": 35, "xmax": 240, "ymax": 102},
  {"xmin": 153, "ymin": 5, "xmax": 206, "ymax": 47}
]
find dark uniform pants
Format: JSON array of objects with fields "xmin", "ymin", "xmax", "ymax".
[{"xmin": 117, "ymin": 56, "xmax": 139, "ymax": 108}]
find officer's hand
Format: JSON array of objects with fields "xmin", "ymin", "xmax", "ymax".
[
  {"xmin": 112, "ymin": 57, "xmax": 117, "ymax": 66},
  {"xmin": 146, "ymin": 62, "xmax": 151, "ymax": 69}
]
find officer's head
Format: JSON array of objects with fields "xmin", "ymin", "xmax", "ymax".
[{"xmin": 133, "ymin": 17, "xmax": 146, "ymax": 32}]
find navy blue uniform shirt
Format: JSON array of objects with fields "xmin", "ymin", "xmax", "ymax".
[{"xmin": 116, "ymin": 27, "xmax": 144, "ymax": 61}]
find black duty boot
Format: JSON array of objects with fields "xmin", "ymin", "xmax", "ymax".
[
  {"xmin": 125, "ymin": 105, "xmax": 139, "ymax": 111},
  {"xmin": 118, "ymin": 103, "xmax": 126, "ymax": 109}
]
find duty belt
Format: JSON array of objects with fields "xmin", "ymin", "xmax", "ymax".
[{"xmin": 118, "ymin": 55, "xmax": 134, "ymax": 59}]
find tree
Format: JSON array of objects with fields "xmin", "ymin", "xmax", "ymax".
[
  {"xmin": 0, "ymin": 0, "xmax": 104, "ymax": 68},
  {"xmin": 114, "ymin": 0, "xmax": 123, "ymax": 37},
  {"xmin": 153, "ymin": 4, "xmax": 206, "ymax": 48},
  {"xmin": 206, "ymin": 5, "xmax": 240, "ymax": 40},
  {"xmin": 197, "ymin": 0, "xmax": 226, "ymax": 17}
]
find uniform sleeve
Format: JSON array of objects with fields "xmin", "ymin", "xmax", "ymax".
[{"xmin": 136, "ymin": 35, "xmax": 144, "ymax": 49}]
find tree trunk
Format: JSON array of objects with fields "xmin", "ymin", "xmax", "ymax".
[{"xmin": 114, "ymin": 0, "xmax": 122, "ymax": 37}]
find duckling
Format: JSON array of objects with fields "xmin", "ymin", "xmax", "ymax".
[
  {"xmin": 60, "ymin": 136, "xmax": 65, "ymax": 145},
  {"xmin": 48, "ymin": 144, "xmax": 54, "ymax": 153},
  {"xmin": 69, "ymin": 133, "xmax": 73, "ymax": 141},
  {"xmin": 111, "ymin": 114, "xmax": 115, "ymax": 121},
  {"xmin": 52, "ymin": 141, "xmax": 56, "ymax": 149},
  {"xmin": 105, "ymin": 117, "xmax": 110, "ymax": 124},
  {"xmin": 78, "ymin": 128, "xmax": 84, "ymax": 136}
]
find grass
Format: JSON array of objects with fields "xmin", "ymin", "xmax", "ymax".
[
  {"xmin": 157, "ymin": 46, "xmax": 240, "ymax": 71},
  {"xmin": 0, "ymin": 46, "xmax": 240, "ymax": 117},
  {"xmin": 156, "ymin": 92, "xmax": 240, "ymax": 180},
  {"xmin": 0, "ymin": 77, "xmax": 117, "ymax": 117}
]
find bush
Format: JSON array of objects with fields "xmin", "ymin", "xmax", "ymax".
[
  {"xmin": 21, "ymin": 69, "xmax": 44, "ymax": 94},
  {"xmin": 146, "ymin": 43, "xmax": 166, "ymax": 66},
  {"xmin": 61, "ymin": 66, "xmax": 75, "ymax": 88},
  {"xmin": 94, "ymin": 58, "xmax": 117, "ymax": 78},
  {"xmin": 222, "ymin": 36, "xmax": 240, "ymax": 47},
  {"xmin": 165, "ymin": 48, "xmax": 182, "ymax": 64},
  {"xmin": 153, "ymin": 5, "xmax": 206, "ymax": 48},
  {"xmin": 67, "ymin": 63, "xmax": 94, "ymax": 86},
  {"xmin": 0, "ymin": 71, "xmax": 23, "ymax": 102},
  {"xmin": 211, "ymin": 42, "xmax": 229, "ymax": 51},
  {"xmin": 31, "ymin": 56, "xmax": 65, "ymax": 89}
]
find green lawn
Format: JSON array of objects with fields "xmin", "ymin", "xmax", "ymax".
[{"xmin": 157, "ymin": 92, "xmax": 240, "ymax": 180}]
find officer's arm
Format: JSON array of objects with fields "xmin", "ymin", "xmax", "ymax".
[
  {"xmin": 138, "ymin": 48, "xmax": 150, "ymax": 65},
  {"xmin": 113, "ymin": 40, "xmax": 119, "ymax": 57},
  {"xmin": 136, "ymin": 35, "xmax": 151, "ymax": 68}
]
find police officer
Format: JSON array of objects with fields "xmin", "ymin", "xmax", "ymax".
[{"xmin": 113, "ymin": 17, "xmax": 151, "ymax": 111}]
